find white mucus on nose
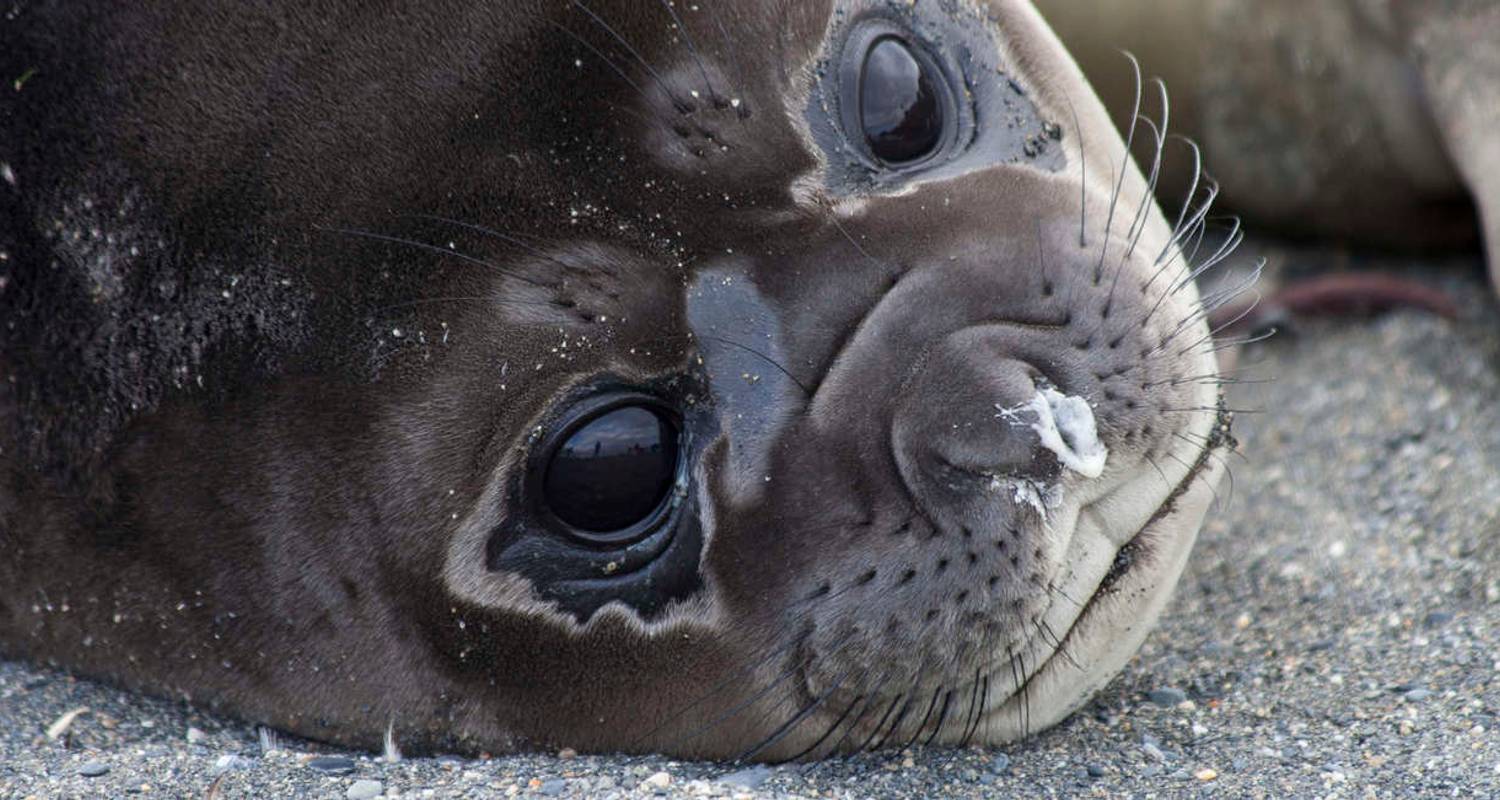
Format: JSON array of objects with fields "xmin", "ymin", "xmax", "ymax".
[{"xmin": 997, "ymin": 388, "xmax": 1109, "ymax": 479}]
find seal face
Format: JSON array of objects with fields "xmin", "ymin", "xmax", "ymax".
[{"xmin": 0, "ymin": 0, "xmax": 1233, "ymax": 759}]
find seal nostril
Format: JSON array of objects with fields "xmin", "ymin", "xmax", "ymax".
[
  {"xmin": 900, "ymin": 568, "xmax": 917, "ymax": 584},
  {"xmin": 966, "ymin": 551, "xmax": 978, "ymax": 566},
  {"xmin": 956, "ymin": 590, "xmax": 969, "ymax": 604},
  {"xmin": 935, "ymin": 557, "xmax": 950, "ymax": 573},
  {"xmin": 857, "ymin": 569, "xmax": 878, "ymax": 586},
  {"xmin": 987, "ymin": 575, "xmax": 999, "ymax": 588}
]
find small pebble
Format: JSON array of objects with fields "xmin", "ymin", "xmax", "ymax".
[
  {"xmin": 186, "ymin": 726, "xmax": 208, "ymax": 745},
  {"xmin": 1085, "ymin": 763, "xmax": 1106, "ymax": 778},
  {"xmin": 1147, "ymin": 688, "xmax": 1187, "ymax": 706},
  {"xmin": 990, "ymin": 753, "xmax": 1011, "ymax": 773},
  {"xmin": 537, "ymin": 778, "xmax": 566, "ymax": 796},
  {"xmin": 643, "ymin": 771, "xmax": 672, "ymax": 790},
  {"xmin": 212, "ymin": 754, "xmax": 251, "ymax": 775},
  {"xmin": 347, "ymin": 778, "xmax": 383, "ymax": 800},
  {"xmin": 1195, "ymin": 768, "xmax": 1219, "ymax": 782},
  {"xmin": 718, "ymin": 765, "xmax": 773, "ymax": 789},
  {"xmin": 556, "ymin": 748, "xmax": 577, "ymax": 760},
  {"xmin": 307, "ymin": 755, "xmax": 357, "ymax": 775},
  {"xmin": 77, "ymin": 761, "xmax": 110, "ymax": 778}
]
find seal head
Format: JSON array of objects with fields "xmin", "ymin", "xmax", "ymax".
[{"xmin": 0, "ymin": 0, "xmax": 1232, "ymax": 758}]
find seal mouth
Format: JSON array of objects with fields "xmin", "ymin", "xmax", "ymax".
[
  {"xmin": 772, "ymin": 398, "xmax": 1232, "ymax": 757},
  {"xmin": 972, "ymin": 396, "xmax": 1235, "ymax": 730}
]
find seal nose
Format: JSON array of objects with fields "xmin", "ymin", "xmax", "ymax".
[{"xmin": 891, "ymin": 327, "xmax": 1108, "ymax": 506}]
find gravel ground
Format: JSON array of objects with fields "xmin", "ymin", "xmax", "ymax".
[{"xmin": 3, "ymin": 241, "xmax": 1499, "ymax": 799}]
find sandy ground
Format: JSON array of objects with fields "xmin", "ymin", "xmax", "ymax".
[{"xmin": 3, "ymin": 241, "xmax": 1498, "ymax": 799}]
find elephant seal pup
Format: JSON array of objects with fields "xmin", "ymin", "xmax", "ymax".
[
  {"xmin": 1035, "ymin": 0, "xmax": 1500, "ymax": 287},
  {"xmin": 0, "ymin": 0, "xmax": 1233, "ymax": 759}
]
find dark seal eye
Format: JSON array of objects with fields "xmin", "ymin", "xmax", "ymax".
[
  {"xmin": 542, "ymin": 405, "xmax": 679, "ymax": 536},
  {"xmin": 859, "ymin": 36, "xmax": 944, "ymax": 165}
]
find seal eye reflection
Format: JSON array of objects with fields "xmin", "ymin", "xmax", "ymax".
[
  {"xmin": 859, "ymin": 37, "xmax": 944, "ymax": 164},
  {"xmin": 542, "ymin": 405, "xmax": 679, "ymax": 537}
]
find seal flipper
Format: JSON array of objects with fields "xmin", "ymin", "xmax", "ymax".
[{"xmin": 1407, "ymin": 3, "xmax": 1500, "ymax": 291}]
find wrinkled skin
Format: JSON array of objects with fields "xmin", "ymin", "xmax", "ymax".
[{"xmin": 0, "ymin": 0, "xmax": 1228, "ymax": 758}]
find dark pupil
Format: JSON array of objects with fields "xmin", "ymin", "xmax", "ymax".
[
  {"xmin": 544, "ymin": 406, "xmax": 678, "ymax": 533},
  {"xmin": 859, "ymin": 37, "xmax": 942, "ymax": 164}
]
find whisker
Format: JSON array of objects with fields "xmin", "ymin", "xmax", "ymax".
[
  {"xmin": 1035, "ymin": 619, "xmax": 1080, "ymax": 671},
  {"xmin": 704, "ymin": 1, "xmax": 751, "ymax": 117},
  {"xmin": 868, "ymin": 682, "xmax": 921, "ymax": 750},
  {"xmin": 962, "ymin": 674, "xmax": 991, "ymax": 747},
  {"xmin": 1093, "ymin": 51, "xmax": 1145, "ymax": 284},
  {"xmin": 1162, "ymin": 449, "xmax": 1220, "ymax": 506},
  {"xmin": 571, "ymin": 0, "xmax": 691, "ymax": 111},
  {"xmin": 824, "ymin": 675, "xmax": 892, "ymax": 755},
  {"xmin": 855, "ymin": 693, "xmax": 906, "ymax": 752},
  {"xmin": 1062, "ymin": 93, "xmax": 1088, "ymax": 248},
  {"xmin": 956, "ymin": 669, "xmax": 985, "ymax": 747},
  {"xmin": 920, "ymin": 689, "xmax": 955, "ymax": 748},
  {"xmin": 1121, "ymin": 78, "xmax": 1171, "ymax": 261},
  {"xmin": 1009, "ymin": 650, "xmax": 1029, "ymax": 737},
  {"xmin": 635, "ymin": 634, "xmax": 804, "ymax": 749},
  {"xmin": 547, "ymin": 21, "xmax": 655, "ymax": 108},
  {"xmin": 1173, "ymin": 291, "xmax": 1264, "ymax": 356},
  {"xmin": 315, "ymin": 226, "xmax": 550, "ymax": 289},
  {"xmin": 1142, "ymin": 453, "xmax": 1172, "ymax": 490},
  {"xmin": 696, "ymin": 333, "xmax": 810, "ymax": 395},
  {"xmin": 900, "ymin": 687, "xmax": 945, "ymax": 750},
  {"xmin": 654, "ymin": 0, "xmax": 718, "ymax": 102},
  {"xmin": 1175, "ymin": 431, "xmax": 1238, "ymax": 508},
  {"xmin": 737, "ymin": 669, "xmax": 855, "ymax": 762},
  {"xmin": 1154, "ymin": 136, "xmax": 1205, "ymax": 267}
]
